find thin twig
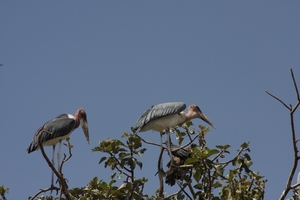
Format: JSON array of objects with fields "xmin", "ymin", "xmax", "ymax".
[
  {"xmin": 176, "ymin": 181, "xmax": 193, "ymax": 200},
  {"xmin": 171, "ymin": 164, "xmax": 192, "ymax": 169},
  {"xmin": 265, "ymin": 90, "xmax": 291, "ymax": 110},
  {"xmin": 290, "ymin": 181, "xmax": 300, "ymax": 189},
  {"xmin": 168, "ymin": 134, "xmax": 199, "ymax": 152},
  {"xmin": 108, "ymin": 152, "xmax": 131, "ymax": 173},
  {"xmin": 164, "ymin": 182, "xmax": 191, "ymax": 200},
  {"xmin": 158, "ymin": 146, "xmax": 165, "ymax": 197},
  {"xmin": 219, "ymin": 147, "xmax": 244, "ymax": 169},
  {"xmin": 292, "ymin": 101, "xmax": 300, "ymax": 114},
  {"xmin": 290, "ymin": 68, "xmax": 300, "ymax": 101},
  {"xmin": 30, "ymin": 186, "xmax": 60, "ymax": 200},
  {"xmin": 187, "ymin": 181, "xmax": 196, "ymax": 199},
  {"xmin": 211, "ymin": 149, "xmax": 225, "ymax": 162},
  {"xmin": 138, "ymin": 136, "xmax": 162, "ymax": 148},
  {"xmin": 115, "ymin": 165, "xmax": 131, "ymax": 178}
]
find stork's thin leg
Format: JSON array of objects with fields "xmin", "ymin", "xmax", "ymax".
[
  {"xmin": 159, "ymin": 132, "xmax": 164, "ymax": 171},
  {"xmin": 57, "ymin": 141, "xmax": 62, "ymax": 169},
  {"xmin": 51, "ymin": 145, "xmax": 55, "ymax": 187},
  {"xmin": 158, "ymin": 132, "xmax": 164, "ymax": 197},
  {"xmin": 166, "ymin": 129, "xmax": 173, "ymax": 159}
]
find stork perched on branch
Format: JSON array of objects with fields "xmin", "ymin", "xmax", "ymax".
[
  {"xmin": 27, "ymin": 108, "xmax": 89, "ymax": 187},
  {"xmin": 132, "ymin": 102, "xmax": 215, "ymax": 134},
  {"xmin": 131, "ymin": 102, "xmax": 215, "ymax": 184},
  {"xmin": 131, "ymin": 102, "xmax": 215, "ymax": 148}
]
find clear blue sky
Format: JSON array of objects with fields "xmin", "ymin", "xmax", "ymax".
[{"xmin": 1, "ymin": 1, "xmax": 300, "ymax": 199}]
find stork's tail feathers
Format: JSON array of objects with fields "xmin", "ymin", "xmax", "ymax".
[
  {"xmin": 165, "ymin": 168, "xmax": 178, "ymax": 186},
  {"xmin": 27, "ymin": 142, "xmax": 38, "ymax": 154},
  {"xmin": 131, "ymin": 127, "xmax": 140, "ymax": 134}
]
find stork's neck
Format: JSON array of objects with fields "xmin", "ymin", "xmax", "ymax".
[
  {"xmin": 185, "ymin": 110, "xmax": 198, "ymax": 121},
  {"xmin": 73, "ymin": 112, "xmax": 81, "ymax": 129},
  {"xmin": 177, "ymin": 112, "xmax": 188, "ymax": 126},
  {"xmin": 74, "ymin": 119, "xmax": 80, "ymax": 128}
]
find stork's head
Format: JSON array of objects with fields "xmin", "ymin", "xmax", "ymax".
[
  {"xmin": 76, "ymin": 108, "xmax": 90, "ymax": 144},
  {"xmin": 188, "ymin": 104, "xmax": 216, "ymax": 129}
]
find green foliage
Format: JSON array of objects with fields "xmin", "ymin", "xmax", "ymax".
[
  {"xmin": 0, "ymin": 185, "xmax": 9, "ymax": 200},
  {"xmin": 171, "ymin": 131, "xmax": 266, "ymax": 200},
  {"xmin": 27, "ymin": 124, "xmax": 266, "ymax": 200},
  {"xmin": 92, "ymin": 133, "xmax": 146, "ymax": 174},
  {"xmin": 69, "ymin": 176, "xmax": 148, "ymax": 200},
  {"xmin": 90, "ymin": 133, "xmax": 148, "ymax": 199}
]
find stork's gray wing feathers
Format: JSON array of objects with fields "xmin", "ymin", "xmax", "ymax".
[
  {"xmin": 27, "ymin": 114, "xmax": 75, "ymax": 153},
  {"xmin": 132, "ymin": 102, "xmax": 186, "ymax": 133},
  {"xmin": 170, "ymin": 143, "xmax": 189, "ymax": 160}
]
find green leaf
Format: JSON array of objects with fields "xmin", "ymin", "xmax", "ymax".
[
  {"xmin": 185, "ymin": 157, "xmax": 198, "ymax": 164},
  {"xmin": 177, "ymin": 192, "xmax": 185, "ymax": 200},
  {"xmin": 216, "ymin": 144, "xmax": 231, "ymax": 150},
  {"xmin": 193, "ymin": 169, "xmax": 202, "ymax": 183},
  {"xmin": 118, "ymin": 172, "xmax": 123, "ymax": 179},
  {"xmin": 117, "ymin": 183, "xmax": 125, "ymax": 190},
  {"xmin": 137, "ymin": 148, "xmax": 147, "ymax": 156},
  {"xmin": 244, "ymin": 153, "xmax": 251, "ymax": 161},
  {"xmin": 240, "ymin": 142, "xmax": 249, "ymax": 149},
  {"xmin": 193, "ymin": 183, "xmax": 203, "ymax": 190},
  {"xmin": 136, "ymin": 160, "xmax": 143, "ymax": 170},
  {"xmin": 207, "ymin": 149, "xmax": 220, "ymax": 158},
  {"xmin": 215, "ymin": 164, "xmax": 224, "ymax": 177},
  {"xmin": 185, "ymin": 120, "xmax": 193, "ymax": 127},
  {"xmin": 111, "ymin": 172, "xmax": 116, "ymax": 179},
  {"xmin": 99, "ymin": 156, "xmax": 107, "ymax": 164},
  {"xmin": 213, "ymin": 181, "xmax": 223, "ymax": 189}
]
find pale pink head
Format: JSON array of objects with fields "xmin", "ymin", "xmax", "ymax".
[
  {"xmin": 75, "ymin": 108, "xmax": 90, "ymax": 144},
  {"xmin": 187, "ymin": 104, "xmax": 216, "ymax": 129}
]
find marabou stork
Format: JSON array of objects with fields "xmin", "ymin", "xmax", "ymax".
[
  {"xmin": 165, "ymin": 143, "xmax": 195, "ymax": 186},
  {"xmin": 131, "ymin": 102, "xmax": 215, "ymax": 148},
  {"xmin": 131, "ymin": 102, "xmax": 215, "ymax": 177},
  {"xmin": 132, "ymin": 102, "xmax": 215, "ymax": 134},
  {"xmin": 27, "ymin": 108, "xmax": 89, "ymax": 186},
  {"xmin": 165, "ymin": 142, "xmax": 190, "ymax": 161}
]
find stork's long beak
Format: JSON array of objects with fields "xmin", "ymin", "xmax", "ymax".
[
  {"xmin": 197, "ymin": 112, "xmax": 216, "ymax": 129},
  {"xmin": 80, "ymin": 117, "xmax": 90, "ymax": 144}
]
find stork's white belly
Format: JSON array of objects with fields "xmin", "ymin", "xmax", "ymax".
[
  {"xmin": 42, "ymin": 132, "xmax": 72, "ymax": 147},
  {"xmin": 141, "ymin": 113, "xmax": 186, "ymax": 132}
]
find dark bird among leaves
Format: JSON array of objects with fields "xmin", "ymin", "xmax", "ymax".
[{"xmin": 165, "ymin": 143, "xmax": 195, "ymax": 186}]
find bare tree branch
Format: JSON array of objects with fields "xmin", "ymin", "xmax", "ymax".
[
  {"xmin": 291, "ymin": 181, "xmax": 300, "ymax": 190},
  {"xmin": 158, "ymin": 146, "xmax": 165, "ymax": 198},
  {"xmin": 266, "ymin": 68, "xmax": 300, "ymax": 200},
  {"xmin": 265, "ymin": 90, "xmax": 291, "ymax": 110},
  {"xmin": 30, "ymin": 130, "xmax": 71, "ymax": 200},
  {"xmin": 30, "ymin": 186, "xmax": 60, "ymax": 200},
  {"xmin": 187, "ymin": 181, "xmax": 196, "ymax": 199},
  {"xmin": 291, "ymin": 68, "xmax": 300, "ymax": 102}
]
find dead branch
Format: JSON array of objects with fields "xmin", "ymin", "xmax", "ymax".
[
  {"xmin": 265, "ymin": 90, "xmax": 291, "ymax": 110},
  {"xmin": 290, "ymin": 68, "xmax": 300, "ymax": 102},
  {"xmin": 30, "ymin": 130, "xmax": 71, "ymax": 200},
  {"xmin": 158, "ymin": 146, "xmax": 165, "ymax": 198},
  {"xmin": 164, "ymin": 181, "xmax": 192, "ymax": 200},
  {"xmin": 266, "ymin": 68, "xmax": 300, "ymax": 200}
]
